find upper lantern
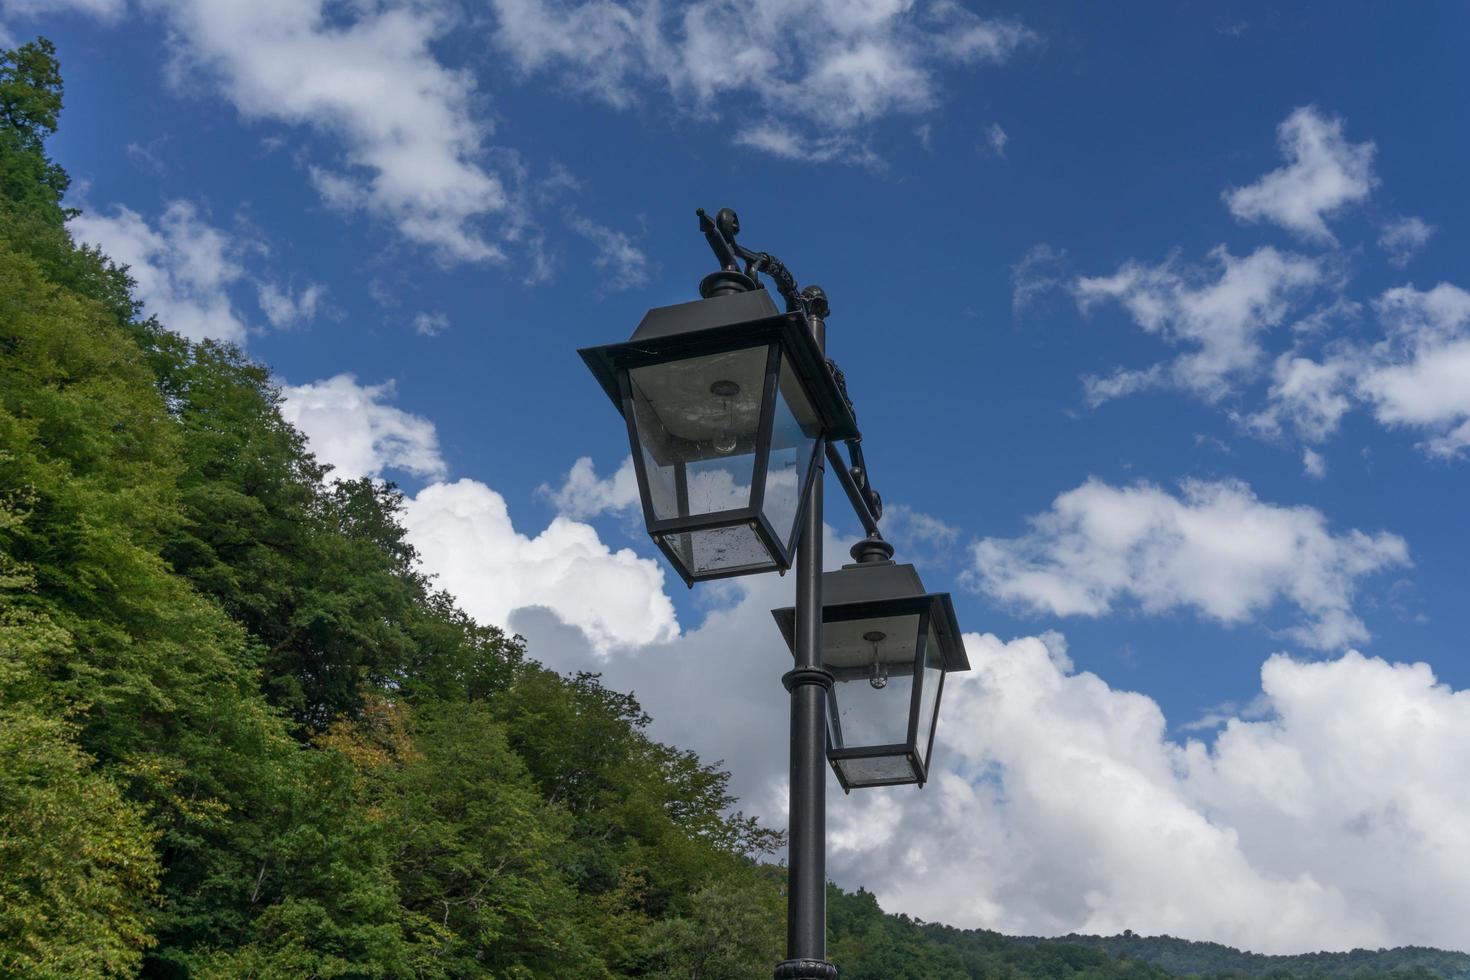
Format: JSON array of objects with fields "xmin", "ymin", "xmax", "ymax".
[
  {"xmin": 580, "ymin": 289, "xmax": 859, "ymax": 586},
  {"xmin": 772, "ymin": 558, "xmax": 970, "ymax": 792}
]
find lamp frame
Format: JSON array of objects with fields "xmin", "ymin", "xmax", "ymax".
[
  {"xmin": 615, "ymin": 341, "xmax": 824, "ymax": 586},
  {"xmin": 773, "ymin": 565, "xmax": 968, "ymax": 793},
  {"xmin": 580, "ymin": 290, "xmax": 858, "ymax": 587}
]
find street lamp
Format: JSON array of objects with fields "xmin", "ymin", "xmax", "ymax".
[
  {"xmin": 579, "ymin": 287, "xmax": 858, "ymax": 587},
  {"xmin": 578, "ymin": 207, "xmax": 965, "ymax": 980},
  {"xmin": 772, "ymin": 538, "xmax": 971, "ymax": 792}
]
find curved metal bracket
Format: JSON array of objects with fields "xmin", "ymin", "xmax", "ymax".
[
  {"xmin": 698, "ymin": 206, "xmax": 807, "ymax": 314},
  {"xmin": 697, "ymin": 206, "xmax": 886, "ymax": 545}
]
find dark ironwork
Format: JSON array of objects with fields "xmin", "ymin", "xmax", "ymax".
[
  {"xmin": 579, "ymin": 272, "xmax": 856, "ymax": 586},
  {"xmin": 581, "ymin": 207, "xmax": 970, "ymax": 979},
  {"xmin": 772, "ymin": 537, "xmax": 971, "ymax": 794},
  {"xmin": 777, "ymin": 293, "xmax": 834, "ymax": 980}
]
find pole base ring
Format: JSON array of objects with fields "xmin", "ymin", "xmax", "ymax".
[
  {"xmin": 774, "ymin": 958, "xmax": 839, "ymax": 979},
  {"xmin": 782, "ymin": 667, "xmax": 835, "ymax": 692}
]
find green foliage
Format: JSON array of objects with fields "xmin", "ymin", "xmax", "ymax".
[
  {"xmin": 0, "ymin": 37, "xmax": 785, "ymax": 976},
  {"xmin": 644, "ymin": 876, "xmax": 784, "ymax": 979},
  {"xmin": 0, "ymin": 539, "xmax": 161, "ymax": 977}
]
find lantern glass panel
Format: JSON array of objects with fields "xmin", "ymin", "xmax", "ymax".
[
  {"xmin": 835, "ymin": 755, "xmax": 916, "ymax": 786},
  {"xmin": 627, "ymin": 346, "xmax": 770, "ymax": 521},
  {"xmin": 656, "ymin": 524, "xmax": 774, "ymax": 579},
  {"xmin": 826, "ymin": 613, "xmax": 922, "ymax": 749},
  {"xmin": 761, "ymin": 357, "xmax": 822, "ymax": 550},
  {"xmin": 914, "ymin": 619, "xmax": 943, "ymax": 761}
]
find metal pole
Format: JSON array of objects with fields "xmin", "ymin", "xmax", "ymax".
[{"xmin": 777, "ymin": 300, "xmax": 838, "ymax": 980}]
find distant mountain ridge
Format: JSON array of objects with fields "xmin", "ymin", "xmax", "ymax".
[{"xmin": 1017, "ymin": 931, "xmax": 1470, "ymax": 979}]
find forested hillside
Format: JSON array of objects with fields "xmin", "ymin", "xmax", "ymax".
[
  {"xmin": 1, "ymin": 37, "xmax": 1465, "ymax": 979},
  {"xmin": 1017, "ymin": 933, "xmax": 1470, "ymax": 980}
]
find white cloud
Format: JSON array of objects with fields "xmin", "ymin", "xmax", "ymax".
[
  {"xmin": 566, "ymin": 214, "xmax": 652, "ymax": 290},
  {"xmin": 514, "ymin": 577, "xmax": 1470, "ymax": 953},
  {"xmin": 488, "ymin": 0, "xmax": 1033, "ymax": 155},
  {"xmin": 828, "ymin": 637, "xmax": 1470, "ymax": 953},
  {"xmin": 413, "ymin": 311, "xmax": 450, "ymax": 336},
  {"xmin": 1302, "ymin": 447, "xmax": 1327, "ymax": 479},
  {"xmin": 402, "ymin": 479, "xmax": 679, "ymax": 654},
  {"xmin": 983, "ymin": 121, "xmax": 1008, "ymax": 157},
  {"xmin": 256, "ymin": 281, "xmax": 325, "ymax": 328},
  {"xmin": 1235, "ymin": 282, "xmax": 1470, "ymax": 460},
  {"xmin": 1011, "ymin": 243, "xmax": 1068, "ymax": 315},
  {"xmin": 279, "ymin": 381, "xmax": 677, "ymax": 652},
  {"xmin": 969, "ymin": 478, "xmax": 1409, "ymax": 650},
  {"xmin": 1246, "ymin": 351, "xmax": 1357, "ymax": 443},
  {"xmin": 1357, "ymin": 284, "xmax": 1470, "ymax": 458},
  {"xmin": 880, "ymin": 503, "xmax": 960, "ymax": 557},
  {"xmin": 69, "ymin": 200, "xmax": 251, "ymax": 344},
  {"xmin": 1378, "ymin": 216, "xmax": 1435, "ymax": 269},
  {"xmin": 278, "ymin": 373, "xmax": 446, "ymax": 481},
  {"xmin": 1224, "ymin": 107, "xmax": 1376, "ymax": 245},
  {"xmin": 732, "ymin": 122, "xmax": 882, "ymax": 169},
  {"xmin": 539, "ymin": 455, "xmax": 640, "ymax": 520},
  {"xmin": 1075, "ymin": 246, "xmax": 1324, "ymax": 403},
  {"xmin": 2, "ymin": 0, "xmax": 122, "ymax": 22},
  {"xmin": 145, "ymin": 0, "xmax": 505, "ymax": 262}
]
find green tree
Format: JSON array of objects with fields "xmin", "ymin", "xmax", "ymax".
[
  {"xmin": 323, "ymin": 695, "xmax": 606, "ymax": 977},
  {"xmin": 645, "ymin": 876, "xmax": 784, "ymax": 980},
  {"xmin": 0, "ymin": 513, "xmax": 161, "ymax": 977}
]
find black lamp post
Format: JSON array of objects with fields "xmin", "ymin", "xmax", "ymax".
[{"xmin": 579, "ymin": 208, "xmax": 965, "ymax": 980}]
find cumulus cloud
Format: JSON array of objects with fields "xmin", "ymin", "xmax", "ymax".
[
  {"xmin": 1245, "ymin": 351, "xmax": 1357, "ymax": 443},
  {"xmin": 969, "ymin": 478, "xmax": 1409, "ymax": 650},
  {"xmin": 279, "ymin": 373, "xmax": 446, "ymax": 481},
  {"xmin": 539, "ymin": 455, "xmax": 640, "ymax": 520},
  {"xmin": 488, "ymin": 0, "xmax": 1033, "ymax": 155},
  {"xmin": 69, "ymin": 200, "xmax": 251, "ymax": 344},
  {"xmin": 1378, "ymin": 216, "xmax": 1435, "ymax": 269},
  {"xmin": 827, "ymin": 636, "xmax": 1470, "ymax": 953},
  {"xmin": 413, "ymin": 311, "xmax": 450, "ymax": 336},
  {"xmin": 256, "ymin": 281, "xmax": 325, "ymax": 328},
  {"xmin": 402, "ymin": 479, "xmax": 679, "ymax": 654},
  {"xmin": 1301, "ymin": 447, "xmax": 1327, "ymax": 479},
  {"xmin": 1235, "ymin": 282, "xmax": 1470, "ymax": 460},
  {"xmin": 1224, "ymin": 107, "xmax": 1377, "ymax": 245},
  {"xmin": 1075, "ymin": 246, "xmax": 1324, "ymax": 403},
  {"xmin": 1357, "ymin": 283, "xmax": 1470, "ymax": 458},
  {"xmin": 280, "ymin": 380, "xmax": 678, "ymax": 652},
  {"xmin": 145, "ymin": 0, "xmax": 506, "ymax": 262},
  {"xmin": 512, "ymin": 576, "xmax": 1470, "ymax": 953}
]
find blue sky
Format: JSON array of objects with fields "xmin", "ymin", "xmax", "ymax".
[{"xmin": 15, "ymin": 0, "xmax": 1470, "ymax": 954}]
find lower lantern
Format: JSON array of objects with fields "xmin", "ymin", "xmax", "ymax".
[{"xmin": 772, "ymin": 557, "xmax": 970, "ymax": 791}]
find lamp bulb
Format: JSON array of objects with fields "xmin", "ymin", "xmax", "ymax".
[
  {"xmin": 864, "ymin": 630, "xmax": 888, "ymax": 689},
  {"xmin": 868, "ymin": 663, "xmax": 888, "ymax": 690},
  {"xmin": 710, "ymin": 380, "xmax": 741, "ymax": 455}
]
